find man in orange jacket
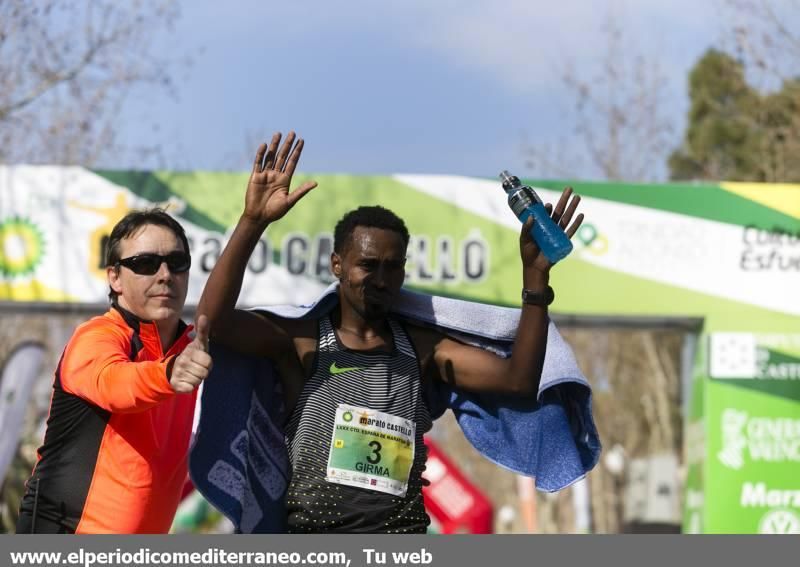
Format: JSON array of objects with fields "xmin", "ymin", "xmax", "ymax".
[{"xmin": 16, "ymin": 209, "xmax": 212, "ymax": 533}]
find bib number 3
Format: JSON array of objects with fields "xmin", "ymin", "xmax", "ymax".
[
  {"xmin": 367, "ymin": 441, "xmax": 382, "ymax": 464},
  {"xmin": 326, "ymin": 404, "xmax": 416, "ymax": 497}
]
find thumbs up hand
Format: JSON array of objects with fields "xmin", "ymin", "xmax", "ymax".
[{"xmin": 170, "ymin": 315, "xmax": 213, "ymax": 394}]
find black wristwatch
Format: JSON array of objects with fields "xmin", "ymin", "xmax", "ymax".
[{"xmin": 521, "ymin": 285, "xmax": 555, "ymax": 306}]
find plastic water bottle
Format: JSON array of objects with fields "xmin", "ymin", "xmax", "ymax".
[{"xmin": 499, "ymin": 170, "xmax": 573, "ymax": 264}]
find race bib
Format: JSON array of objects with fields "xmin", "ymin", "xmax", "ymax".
[{"xmin": 326, "ymin": 404, "xmax": 416, "ymax": 497}]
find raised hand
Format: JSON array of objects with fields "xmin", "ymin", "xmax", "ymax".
[
  {"xmin": 243, "ymin": 132, "xmax": 318, "ymax": 225},
  {"xmin": 170, "ymin": 314, "xmax": 213, "ymax": 394},
  {"xmin": 520, "ymin": 187, "xmax": 584, "ymax": 273}
]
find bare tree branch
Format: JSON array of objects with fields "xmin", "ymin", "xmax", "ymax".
[
  {"xmin": 723, "ymin": 0, "xmax": 800, "ymax": 87},
  {"xmin": 524, "ymin": 15, "xmax": 675, "ymax": 182},
  {"xmin": 0, "ymin": 0, "xmax": 185, "ymax": 166}
]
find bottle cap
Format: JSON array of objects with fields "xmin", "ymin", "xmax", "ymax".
[{"xmin": 499, "ymin": 170, "xmax": 519, "ymax": 191}]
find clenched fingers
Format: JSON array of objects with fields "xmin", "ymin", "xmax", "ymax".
[{"xmin": 169, "ymin": 346, "xmax": 213, "ymax": 394}]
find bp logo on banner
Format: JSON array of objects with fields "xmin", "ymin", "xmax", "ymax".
[{"xmin": 0, "ymin": 217, "xmax": 45, "ymax": 278}]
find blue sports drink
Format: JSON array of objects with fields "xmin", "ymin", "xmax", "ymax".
[{"xmin": 499, "ymin": 170, "xmax": 573, "ymax": 264}]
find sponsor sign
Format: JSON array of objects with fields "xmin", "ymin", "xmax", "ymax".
[{"xmin": 701, "ymin": 378, "xmax": 800, "ymax": 533}]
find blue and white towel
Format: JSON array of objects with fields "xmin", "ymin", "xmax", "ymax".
[{"xmin": 189, "ymin": 283, "xmax": 601, "ymax": 533}]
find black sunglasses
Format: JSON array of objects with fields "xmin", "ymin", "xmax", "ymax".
[{"xmin": 115, "ymin": 251, "xmax": 191, "ymax": 275}]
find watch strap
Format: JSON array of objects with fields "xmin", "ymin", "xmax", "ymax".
[{"xmin": 521, "ymin": 285, "xmax": 554, "ymax": 306}]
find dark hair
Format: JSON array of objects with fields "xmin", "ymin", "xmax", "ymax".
[
  {"xmin": 333, "ymin": 206, "xmax": 410, "ymax": 255},
  {"xmin": 106, "ymin": 208, "xmax": 190, "ymax": 301}
]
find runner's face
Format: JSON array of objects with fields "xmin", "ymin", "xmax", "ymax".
[
  {"xmin": 333, "ymin": 227, "xmax": 406, "ymax": 321},
  {"xmin": 107, "ymin": 224, "xmax": 189, "ymax": 327}
]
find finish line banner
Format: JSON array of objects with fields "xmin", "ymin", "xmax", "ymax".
[
  {"xmin": 2, "ymin": 535, "xmax": 798, "ymax": 567},
  {"xmin": 0, "ymin": 167, "xmax": 797, "ymax": 325}
]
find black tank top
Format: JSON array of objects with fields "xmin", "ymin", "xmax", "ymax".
[{"xmin": 284, "ymin": 315, "xmax": 432, "ymax": 533}]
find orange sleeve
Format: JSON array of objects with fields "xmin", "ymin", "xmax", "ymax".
[{"xmin": 60, "ymin": 320, "xmax": 176, "ymax": 413}]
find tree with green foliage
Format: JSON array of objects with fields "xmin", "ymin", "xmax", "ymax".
[{"xmin": 669, "ymin": 49, "xmax": 800, "ymax": 182}]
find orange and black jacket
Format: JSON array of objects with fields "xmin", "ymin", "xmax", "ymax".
[{"xmin": 17, "ymin": 304, "xmax": 197, "ymax": 533}]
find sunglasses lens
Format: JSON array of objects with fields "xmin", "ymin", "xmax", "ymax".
[
  {"xmin": 118, "ymin": 252, "xmax": 190, "ymax": 275},
  {"xmin": 124, "ymin": 255, "xmax": 162, "ymax": 275},
  {"xmin": 165, "ymin": 252, "xmax": 191, "ymax": 273}
]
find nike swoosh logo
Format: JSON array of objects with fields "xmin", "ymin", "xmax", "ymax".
[{"xmin": 329, "ymin": 362, "xmax": 364, "ymax": 375}]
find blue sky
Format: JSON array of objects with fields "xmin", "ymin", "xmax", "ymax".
[{"xmin": 117, "ymin": 0, "xmax": 744, "ymax": 179}]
